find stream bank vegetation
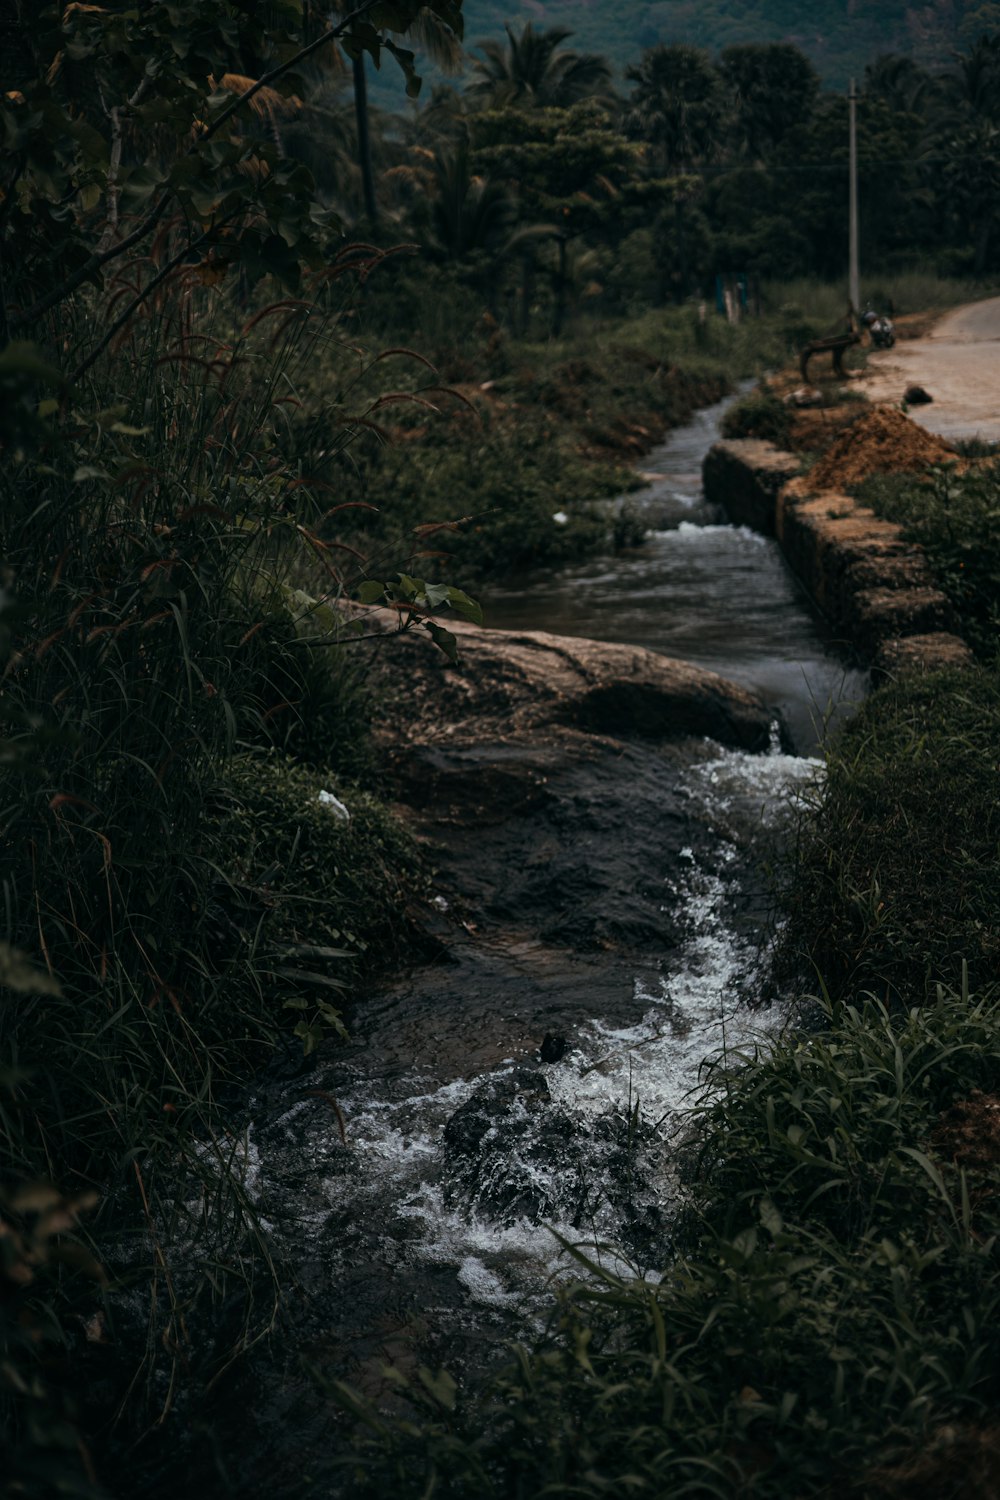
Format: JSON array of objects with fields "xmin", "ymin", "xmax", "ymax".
[
  {"xmin": 332, "ymin": 649, "xmax": 1000, "ymax": 1495},
  {"xmin": 4, "ymin": 1, "xmax": 1000, "ymax": 1493},
  {"xmin": 330, "ymin": 393, "xmax": 1000, "ymax": 1497}
]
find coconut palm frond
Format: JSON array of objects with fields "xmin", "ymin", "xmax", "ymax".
[{"xmin": 210, "ymin": 74, "xmax": 303, "ymax": 118}]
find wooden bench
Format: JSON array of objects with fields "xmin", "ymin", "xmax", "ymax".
[{"xmin": 799, "ymin": 330, "xmax": 861, "ymax": 382}]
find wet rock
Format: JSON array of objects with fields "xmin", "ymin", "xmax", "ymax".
[
  {"xmin": 540, "ymin": 1033, "xmax": 567, "ymax": 1063},
  {"xmin": 360, "ymin": 609, "xmax": 777, "ymax": 755},
  {"xmin": 442, "ymin": 1066, "xmax": 669, "ymax": 1252},
  {"xmin": 443, "ymin": 1067, "xmax": 575, "ymax": 1223}
]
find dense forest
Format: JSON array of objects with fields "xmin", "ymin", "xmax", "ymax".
[
  {"xmin": 375, "ymin": 0, "xmax": 1000, "ymax": 94},
  {"xmin": 2, "ymin": 1, "xmax": 1000, "ymax": 1496}
]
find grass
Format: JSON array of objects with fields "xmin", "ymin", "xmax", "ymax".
[
  {"xmin": 720, "ymin": 381, "xmax": 794, "ymax": 445},
  {"xmin": 282, "ymin": 281, "xmax": 887, "ymax": 584},
  {"xmin": 855, "ymin": 466, "xmax": 1000, "ymax": 663},
  {"xmin": 0, "ymin": 286, "xmax": 427, "ymax": 1485},
  {"xmin": 325, "ymin": 638, "xmax": 1000, "ymax": 1494},
  {"xmin": 331, "ymin": 974, "xmax": 1000, "ymax": 1499},
  {"xmin": 780, "ymin": 667, "xmax": 1000, "ymax": 1003}
]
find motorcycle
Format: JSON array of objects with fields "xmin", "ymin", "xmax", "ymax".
[{"xmin": 860, "ymin": 305, "xmax": 895, "ymax": 349}]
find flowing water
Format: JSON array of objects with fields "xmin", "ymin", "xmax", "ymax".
[
  {"xmin": 487, "ymin": 391, "xmax": 867, "ymax": 754},
  {"xmin": 127, "ymin": 395, "xmax": 869, "ymax": 1491}
]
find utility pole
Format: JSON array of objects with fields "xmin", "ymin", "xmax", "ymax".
[{"xmin": 848, "ymin": 78, "xmax": 860, "ymax": 318}]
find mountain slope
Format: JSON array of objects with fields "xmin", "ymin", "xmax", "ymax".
[{"xmin": 368, "ymin": 0, "xmax": 992, "ymax": 106}]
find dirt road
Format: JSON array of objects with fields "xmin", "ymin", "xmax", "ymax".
[{"xmin": 863, "ymin": 295, "xmax": 1000, "ymax": 443}]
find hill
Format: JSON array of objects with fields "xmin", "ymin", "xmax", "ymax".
[
  {"xmin": 464, "ymin": 0, "xmax": 993, "ymax": 84},
  {"xmin": 369, "ymin": 0, "xmax": 997, "ymax": 106}
]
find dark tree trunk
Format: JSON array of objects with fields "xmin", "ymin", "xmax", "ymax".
[{"xmin": 352, "ymin": 52, "xmax": 378, "ymax": 227}]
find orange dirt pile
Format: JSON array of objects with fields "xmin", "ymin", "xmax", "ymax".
[{"xmin": 808, "ymin": 404, "xmax": 958, "ymax": 490}]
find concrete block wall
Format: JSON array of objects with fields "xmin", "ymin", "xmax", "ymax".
[{"xmin": 703, "ymin": 438, "xmax": 970, "ymax": 670}]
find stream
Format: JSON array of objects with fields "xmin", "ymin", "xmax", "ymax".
[
  {"xmin": 127, "ymin": 393, "xmax": 869, "ymax": 1494},
  {"xmin": 487, "ymin": 391, "xmax": 866, "ymax": 754}
]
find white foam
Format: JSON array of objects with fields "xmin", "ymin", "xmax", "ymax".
[{"xmin": 251, "ymin": 737, "xmax": 812, "ymax": 1313}]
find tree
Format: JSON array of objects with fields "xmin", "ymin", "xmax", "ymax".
[
  {"xmin": 0, "ymin": 0, "xmax": 464, "ymax": 371},
  {"xmin": 471, "ymin": 100, "xmax": 645, "ymax": 330},
  {"xmin": 864, "ymin": 53, "xmax": 936, "ymax": 115},
  {"xmin": 933, "ymin": 34, "xmax": 1000, "ymax": 272},
  {"xmin": 467, "ymin": 23, "xmax": 614, "ymax": 111},
  {"xmin": 624, "ymin": 44, "xmax": 725, "ymax": 172},
  {"xmin": 624, "ymin": 45, "xmax": 724, "ymax": 301},
  {"xmin": 717, "ymin": 43, "xmax": 819, "ymax": 159},
  {"xmin": 341, "ymin": 3, "xmax": 463, "ymax": 227}
]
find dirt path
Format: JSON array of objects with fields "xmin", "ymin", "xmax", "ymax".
[{"xmin": 863, "ymin": 295, "xmax": 1000, "ymax": 443}]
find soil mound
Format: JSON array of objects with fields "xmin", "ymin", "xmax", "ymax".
[{"xmin": 809, "ymin": 404, "xmax": 957, "ymax": 490}]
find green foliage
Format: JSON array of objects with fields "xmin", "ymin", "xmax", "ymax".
[
  {"xmin": 209, "ymin": 752, "xmax": 421, "ymax": 1051},
  {"xmin": 1, "ymin": 0, "xmax": 465, "ymax": 373},
  {"xmin": 783, "ymin": 668, "xmax": 1000, "ymax": 1000},
  {"xmin": 332, "ymin": 976, "xmax": 1000, "ymax": 1497},
  {"xmin": 718, "ymin": 43, "xmax": 820, "ymax": 157},
  {"xmin": 466, "ymin": 21, "xmax": 614, "ymax": 110},
  {"xmin": 625, "ymin": 43, "xmax": 727, "ymax": 171},
  {"xmin": 857, "ymin": 462, "xmax": 1000, "ymax": 661},
  {"xmin": 338, "ymin": 411, "xmax": 620, "ymax": 579},
  {"xmin": 457, "ymin": 0, "xmax": 989, "ymax": 90},
  {"xmin": 0, "ymin": 270, "xmax": 432, "ymax": 1462},
  {"xmin": 721, "ymin": 382, "xmax": 794, "ymax": 444}
]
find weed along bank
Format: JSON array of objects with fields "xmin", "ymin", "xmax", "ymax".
[{"xmin": 5, "ymin": 0, "xmax": 1000, "ymax": 1490}]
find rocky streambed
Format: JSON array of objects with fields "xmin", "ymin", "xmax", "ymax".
[{"xmin": 116, "ymin": 395, "xmax": 868, "ymax": 1496}]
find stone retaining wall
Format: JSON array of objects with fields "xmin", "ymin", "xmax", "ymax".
[
  {"xmin": 703, "ymin": 437, "xmax": 971, "ymax": 671},
  {"xmin": 701, "ymin": 438, "xmax": 799, "ymax": 535}
]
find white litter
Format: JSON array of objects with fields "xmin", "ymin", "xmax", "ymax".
[{"xmin": 317, "ymin": 789, "xmax": 351, "ymax": 823}]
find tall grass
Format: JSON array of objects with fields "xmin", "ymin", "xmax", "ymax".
[
  {"xmin": 856, "ymin": 466, "xmax": 1000, "ymax": 663},
  {"xmin": 781, "ymin": 667, "xmax": 1000, "ymax": 1001},
  {"xmin": 0, "ymin": 273, "xmax": 427, "ymax": 1479}
]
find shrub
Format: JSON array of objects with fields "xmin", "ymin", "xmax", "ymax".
[
  {"xmin": 781, "ymin": 667, "xmax": 1000, "ymax": 1000},
  {"xmin": 208, "ymin": 751, "xmax": 421, "ymax": 1050},
  {"xmin": 856, "ymin": 466, "xmax": 1000, "ymax": 661},
  {"xmin": 721, "ymin": 382, "xmax": 793, "ymax": 446}
]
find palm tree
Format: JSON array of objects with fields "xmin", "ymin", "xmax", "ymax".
[
  {"xmin": 624, "ymin": 44, "xmax": 724, "ymax": 172},
  {"xmin": 934, "ymin": 35, "xmax": 1000, "ymax": 272},
  {"xmin": 624, "ymin": 45, "xmax": 723, "ymax": 303},
  {"xmin": 425, "ymin": 137, "xmax": 516, "ymax": 261},
  {"xmin": 864, "ymin": 54, "xmax": 935, "ymax": 116},
  {"xmin": 338, "ymin": 3, "xmax": 464, "ymax": 228},
  {"xmin": 467, "ymin": 23, "xmax": 613, "ymax": 111},
  {"xmin": 717, "ymin": 43, "xmax": 819, "ymax": 160}
]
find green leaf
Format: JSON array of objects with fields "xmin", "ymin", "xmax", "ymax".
[
  {"xmin": 423, "ymin": 621, "xmax": 458, "ymax": 661},
  {"xmin": 415, "ymin": 1366, "xmax": 457, "ymax": 1411},
  {"xmin": 445, "ymin": 587, "xmax": 483, "ymax": 625},
  {"xmin": 356, "ymin": 580, "xmax": 386, "ymax": 605}
]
